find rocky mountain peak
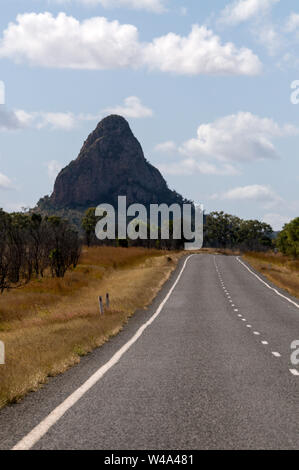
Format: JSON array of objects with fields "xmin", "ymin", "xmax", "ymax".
[{"xmin": 39, "ymin": 115, "xmax": 187, "ymax": 212}]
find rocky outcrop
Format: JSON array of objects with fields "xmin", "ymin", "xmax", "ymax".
[{"xmin": 42, "ymin": 115, "xmax": 186, "ymax": 211}]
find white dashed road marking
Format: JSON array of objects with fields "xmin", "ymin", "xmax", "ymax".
[{"xmin": 215, "ymin": 256, "xmax": 297, "ymax": 378}]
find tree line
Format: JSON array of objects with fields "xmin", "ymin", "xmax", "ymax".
[
  {"xmin": 81, "ymin": 208, "xmax": 275, "ymax": 252},
  {"xmin": 204, "ymin": 212, "xmax": 273, "ymax": 251},
  {"xmin": 82, "ymin": 207, "xmax": 185, "ymax": 250},
  {"xmin": 276, "ymin": 217, "xmax": 299, "ymax": 258},
  {"xmin": 0, "ymin": 210, "xmax": 81, "ymax": 293}
]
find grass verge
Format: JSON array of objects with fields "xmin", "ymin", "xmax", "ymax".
[
  {"xmin": 243, "ymin": 251, "xmax": 299, "ymax": 300},
  {"xmin": 0, "ymin": 247, "xmax": 183, "ymax": 408}
]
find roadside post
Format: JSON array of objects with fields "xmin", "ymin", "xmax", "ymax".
[{"xmin": 99, "ymin": 296, "xmax": 104, "ymax": 315}]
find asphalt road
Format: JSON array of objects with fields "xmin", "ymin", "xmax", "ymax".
[{"xmin": 0, "ymin": 254, "xmax": 298, "ymax": 450}]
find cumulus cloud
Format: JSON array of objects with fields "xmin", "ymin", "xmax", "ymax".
[
  {"xmin": 220, "ymin": 0, "xmax": 279, "ymax": 26},
  {"xmin": 0, "ymin": 172, "xmax": 13, "ymax": 190},
  {"xmin": 179, "ymin": 112, "xmax": 299, "ymax": 163},
  {"xmin": 0, "ymin": 13, "xmax": 141, "ymax": 70},
  {"xmin": 218, "ymin": 184, "xmax": 281, "ymax": 204},
  {"xmin": 143, "ymin": 25, "xmax": 261, "ymax": 75},
  {"xmin": 51, "ymin": 0, "xmax": 167, "ymax": 13},
  {"xmin": 0, "ymin": 13, "xmax": 262, "ymax": 76},
  {"xmin": 156, "ymin": 112, "xmax": 299, "ymax": 176},
  {"xmin": 103, "ymin": 96, "xmax": 153, "ymax": 118}
]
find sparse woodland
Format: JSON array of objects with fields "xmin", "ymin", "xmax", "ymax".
[
  {"xmin": 81, "ymin": 207, "xmax": 275, "ymax": 252},
  {"xmin": 0, "ymin": 210, "xmax": 81, "ymax": 293}
]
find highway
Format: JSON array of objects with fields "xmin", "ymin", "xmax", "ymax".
[{"xmin": 0, "ymin": 254, "xmax": 298, "ymax": 450}]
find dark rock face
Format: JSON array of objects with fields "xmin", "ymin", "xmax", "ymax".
[{"xmin": 47, "ymin": 115, "xmax": 186, "ymax": 211}]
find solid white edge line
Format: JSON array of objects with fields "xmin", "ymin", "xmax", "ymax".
[
  {"xmin": 12, "ymin": 254, "xmax": 195, "ymax": 451},
  {"xmin": 237, "ymin": 257, "xmax": 299, "ymax": 309}
]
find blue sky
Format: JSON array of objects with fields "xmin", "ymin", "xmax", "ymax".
[{"xmin": 0, "ymin": 0, "xmax": 299, "ymax": 229}]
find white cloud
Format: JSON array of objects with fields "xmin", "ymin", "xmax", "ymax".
[
  {"xmin": 0, "ymin": 96, "xmax": 151, "ymax": 133},
  {"xmin": 0, "ymin": 172, "xmax": 13, "ymax": 190},
  {"xmin": 220, "ymin": 0, "xmax": 279, "ymax": 26},
  {"xmin": 15, "ymin": 110, "xmax": 79, "ymax": 130},
  {"xmin": 143, "ymin": 25, "xmax": 261, "ymax": 76},
  {"xmin": 47, "ymin": 160, "xmax": 63, "ymax": 181},
  {"xmin": 0, "ymin": 13, "xmax": 141, "ymax": 70},
  {"xmin": 51, "ymin": 0, "xmax": 167, "ymax": 13},
  {"xmin": 154, "ymin": 141, "xmax": 177, "ymax": 153},
  {"xmin": 262, "ymin": 212, "xmax": 292, "ymax": 230},
  {"xmin": 156, "ymin": 112, "xmax": 299, "ymax": 177},
  {"xmin": 285, "ymin": 12, "xmax": 299, "ymax": 33},
  {"xmin": 0, "ymin": 106, "xmax": 24, "ymax": 130},
  {"xmin": 38, "ymin": 112, "xmax": 77, "ymax": 130},
  {"xmin": 103, "ymin": 96, "xmax": 153, "ymax": 118},
  {"xmin": 221, "ymin": 184, "xmax": 281, "ymax": 204},
  {"xmin": 1, "ymin": 108, "xmax": 80, "ymax": 131},
  {"xmin": 0, "ymin": 13, "xmax": 262, "ymax": 76},
  {"xmin": 179, "ymin": 112, "xmax": 299, "ymax": 164},
  {"xmin": 254, "ymin": 24, "xmax": 284, "ymax": 56},
  {"xmin": 158, "ymin": 159, "xmax": 239, "ymax": 176}
]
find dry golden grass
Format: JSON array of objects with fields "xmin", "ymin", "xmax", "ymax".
[
  {"xmin": 243, "ymin": 251, "xmax": 299, "ymax": 299},
  {"xmin": 0, "ymin": 246, "xmax": 182, "ymax": 408},
  {"xmin": 197, "ymin": 247, "xmax": 241, "ymax": 256}
]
